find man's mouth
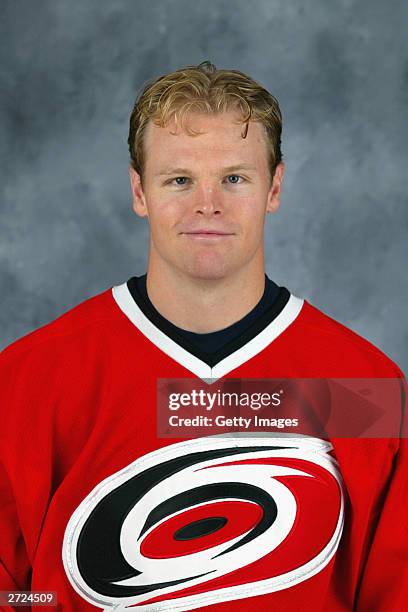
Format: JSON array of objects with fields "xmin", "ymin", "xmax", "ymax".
[{"xmin": 182, "ymin": 231, "xmax": 234, "ymax": 240}]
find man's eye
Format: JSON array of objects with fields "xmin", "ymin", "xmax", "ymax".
[
  {"xmin": 226, "ymin": 175, "xmax": 243, "ymax": 184},
  {"xmin": 172, "ymin": 177, "xmax": 189, "ymax": 186},
  {"xmin": 168, "ymin": 175, "xmax": 244, "ymax": 186}
]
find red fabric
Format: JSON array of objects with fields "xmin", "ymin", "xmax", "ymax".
[{"xmin": 0, "ymin": 288, "xmax": 407, "ymax": 611}]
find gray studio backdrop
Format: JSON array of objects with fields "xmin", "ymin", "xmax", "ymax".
[{"xmin": 1, "ymin": 0, "xmax": 407, "ymax": 374}]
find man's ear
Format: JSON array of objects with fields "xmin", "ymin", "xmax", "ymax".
[
  {"xmin": 266, "ymin": 161, "xmax": 284, "ymax": 214},
  {"xmin": 129, "ymin": 165, "xmax": 148, "ymax": 218}
]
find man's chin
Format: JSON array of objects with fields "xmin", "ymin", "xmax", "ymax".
[{"xmin": 181, "ymin": 262, "xmax": 233, "ymax": 282}]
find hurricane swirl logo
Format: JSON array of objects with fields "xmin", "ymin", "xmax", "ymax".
[{"xmin": 62, "ymin": 434, "xmax": 344, "ymax": 611}]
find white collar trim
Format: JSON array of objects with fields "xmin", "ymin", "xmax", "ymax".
[{"xmin": 112, "ymin": 281, "xmax": 304, "ymax": 385}]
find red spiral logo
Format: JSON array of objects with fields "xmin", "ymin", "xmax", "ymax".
[{"xmin": 62, "ymin": 434, "xmax": 344, "ymax": 610}]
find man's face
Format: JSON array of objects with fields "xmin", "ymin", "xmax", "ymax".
[{"xmin": 129, "ymin": 110, "xmax": 284, "ymax": 281}]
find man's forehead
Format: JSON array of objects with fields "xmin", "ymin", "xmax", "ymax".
[
  {"xmin": 143, "ymin": 112, "xmax": 267, "ymax": 173},
  {"xmin": 144, "ymin": 111, "xmax": 266, "ymax": 146}
]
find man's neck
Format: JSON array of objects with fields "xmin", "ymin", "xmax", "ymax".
[{"xmin": 145, "ymin": 262, "xmax": 266, "ymax": 334}]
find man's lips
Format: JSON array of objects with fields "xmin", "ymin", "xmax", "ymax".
[
  {"xmin": 181, "ymin": 230, "xmax": 234, "ymax": 235},
  {"xmin": 181, "ymin": 231, "xmax": 234, "ymax": 240}
]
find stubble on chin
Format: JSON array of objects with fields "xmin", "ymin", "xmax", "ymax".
[{"xmin": 179, "ymin": 252, "xmax": 235, "ymax": 281}]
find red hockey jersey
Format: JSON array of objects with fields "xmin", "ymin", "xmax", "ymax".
[{"xmin": 0, "ymin": 279, "xmax": 407, "ymax": 611}]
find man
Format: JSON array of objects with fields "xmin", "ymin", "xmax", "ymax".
[{"xmin": 0, "ymin": 61, "xmax": 407, "ymax": 611}]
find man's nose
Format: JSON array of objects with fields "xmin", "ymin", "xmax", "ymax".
[{"xmin": 193, "ymin": 183, "xmax": 223, "ymax": 215}]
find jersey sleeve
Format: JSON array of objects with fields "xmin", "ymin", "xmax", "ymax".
[
  {"xmin": 355, "ymin": 376, "xmax": 408, "ymax": 610},
  {"xmin": 0, "ymin": 345, "xmax": 41, "ymax": 611},
  {"xmin": 0, "ymin": 457, "xmax": 32, "ymax": 592}
]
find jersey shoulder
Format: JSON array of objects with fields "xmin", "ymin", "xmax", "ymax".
[
  {"xmin": 1, "ymin": 285, "xmax": 116, "ymax": 365},
  {"xmin": 296, "ymin": 298, "xmax": 405, "ymax": 378}
]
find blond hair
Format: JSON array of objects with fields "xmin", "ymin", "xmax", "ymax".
[{"xmin": 127, "ymin": 60, "xmax": 282, "ymax": 187}]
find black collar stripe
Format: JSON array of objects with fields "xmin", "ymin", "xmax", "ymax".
[{"xmin": 112, "ymin": 281, "xmax": 304, "ymax": 383}]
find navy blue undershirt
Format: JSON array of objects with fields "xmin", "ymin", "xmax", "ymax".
[{"xmin": 135, "ymin": 273, "xmax": 281, "ymax": 353}]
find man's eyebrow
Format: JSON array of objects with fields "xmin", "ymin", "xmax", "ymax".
[{"xmin": 155, "ymin": 163, "xmax": 257, "ymax": 177}]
